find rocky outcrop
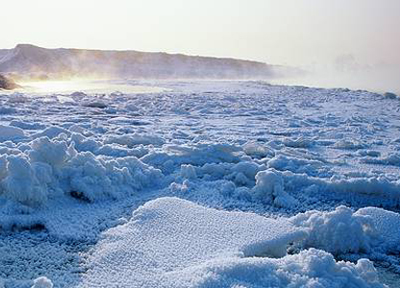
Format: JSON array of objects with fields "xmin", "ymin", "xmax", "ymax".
[{"xmin": 0, "ymin": 74, "xmax": 19, "ymax": 90}]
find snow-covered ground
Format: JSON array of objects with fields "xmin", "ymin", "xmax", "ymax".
[{"xmin": 0, "ymin": 80, "xmax": 399, "ymax": 287}]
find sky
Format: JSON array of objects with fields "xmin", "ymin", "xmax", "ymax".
[{"xmin": 1, "ymin": 0, "xmax": 400, "ymax": 92}]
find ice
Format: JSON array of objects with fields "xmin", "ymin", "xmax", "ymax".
[
  {"xmin": 1, "ymin": 80, "xmax": 399, "ymax": 286},
  {"xmin": 0, "ymin": 124, "xmax": 25, "ymax": 141},
  {"xmin": 361, "ymin": 152, "xmax": 400, "ymax": 167},
  {"xmin": 253, "ymin": 168, "xmax": 298, "ymax": 208},
  {"xmin": 291, "ymin": 205, "xmax": 400, "ymax": 259},
  {"xmin": 291, "ymin": 206, "xmax": 373, "ymax": 254},
  {"xmin": 163, "ymin": 249, "xmax": 384, "ymax": 288},
  {"xmin": 2, "ymin": 155, "xmax": 50, "ymax": 206},
  {"xmin": 0, "ymin": 135, "xmax": 163, "ymax": 207},
  {"xmin": 355, "ymin": 207, "xmax": 400, "ymax": 254},
  {"xmin": 31, "ymin": 277, "xmax": 53, "ymax": 288},
  {"xmin": 80, "ymin": 198, "xmax": 384, "ymax": 288}
]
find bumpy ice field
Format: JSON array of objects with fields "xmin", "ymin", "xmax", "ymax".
[{"xmin": 0, "ymin": 80, "xmax": 400, "ymax": 287}]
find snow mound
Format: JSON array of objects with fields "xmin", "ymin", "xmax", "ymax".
[
  {"xmin": 80, "ymin": 197, "xmax": 306, "ymax": 287},
  {"xmin": 104, "ymin": 133, "xmax": 165, "ymax": 147},
  {"xmin": 0, "ymin": 136, "xmax": 163, "ymax": 207},
  {"xmin": 361, "ymin": 152, "xmax": 400, "ymax": 166},
  {"xmin": 165, "ymin": 249, "xmax": 384, "ymax": 288},
  {"xmin": 0, "ymin": 125, "xmax": 25, "ymax": 142},
  {"xmin": 1, "ymin": 155, "xmax": 50, "ymax": 207},
  {"xmin": 253, "ymin": 169, "xmax": 298, "ymax": 208},
  {"xmin": 265, "ymin": 170, "xmax": 400, "ymax": 208},
  {"xmin": 31, "ymin": 277, "xmax": 53, "ymax": 288},
  {"xmin": 291, "ymin": 205, "xmax": 400, "ymax": 256},
  {"xmin": 142, "ymin": 143, "xmax": 242, "ymax": 170},
  {"xmin": 291, "ymin": 206, "xmax": 374, "ymax": 254},
  {"xmin": 80, "ymin": 198, "xmax": 385, "ymax": 288},
  {"xmin": 355, "ymin": 207, "xmax": 400, "ymax": 254}
]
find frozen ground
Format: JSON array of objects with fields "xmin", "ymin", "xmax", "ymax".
[{"xmin": 0, "ymin": 80, "xmax": 399, "ymax": 287}]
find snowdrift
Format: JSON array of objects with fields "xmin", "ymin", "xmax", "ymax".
[
  {"xmin": 0, "ymin": 135, "xmax": 163, "ymax": 208},
  {"xmin": 79, "ymin": 197, "xmax": 384, "ymax": 288},
  {"xmin": 0, "ymin": 80, "xmax": 399, "ymax": 287}
]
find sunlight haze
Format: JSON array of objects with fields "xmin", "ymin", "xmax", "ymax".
[{"xmin": 2, "ymin": 0, "xmax": 400, "ymax": 92}]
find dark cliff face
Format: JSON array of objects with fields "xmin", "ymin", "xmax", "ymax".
[{"xmin": 0, "ymin": 74, "xmax": 19, "ymax": 90}]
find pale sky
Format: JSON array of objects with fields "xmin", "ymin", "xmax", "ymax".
[{"xmin": 2, "ymin": 0, "xmax": 400, "ymax": 91}]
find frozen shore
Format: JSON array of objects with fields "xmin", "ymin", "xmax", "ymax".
[{"xmin": 0, "ymin": 80, "xmax": 399, "ymax": 287}]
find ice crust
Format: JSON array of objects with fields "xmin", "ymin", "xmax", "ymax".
[
  {"xmin": 80, "ymin": 197, "xmax": 384, "ymax": 288},
  {"xmin": 0, "ymin": 80, "xmax": 399, "ymax": 287},
  {"xmin": 0, "ymin": 135, "xmax": 163, "ymax": 206}
]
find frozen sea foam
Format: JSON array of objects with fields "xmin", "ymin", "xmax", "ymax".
[{"xmin": 79, "ymin": 198, "xmax": 385, "ymax": 288}]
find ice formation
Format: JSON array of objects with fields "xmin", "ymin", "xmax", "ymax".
[
  {"xmin": 80, "ymin": 198, "xmax": 384, "ymax": 288},
  {"xmin": 0, "ymin": 135, "xmax": 163, "ymax": 206},
  {"xmin": 0, "ymin": 80, "xmax": 399, "ymax": 287}
]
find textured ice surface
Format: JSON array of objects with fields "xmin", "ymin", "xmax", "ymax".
[
  {"xmin": 1, "ymin": 80, "xmax": 400, "ymax": 287},
  {"xmin": 79, "ymin": 197, "xmax": 383, "ymax": 288},
  {"xmin": 292, "ymin": 205, "xmax": 400, "ymax": 256},
  {"xmin": 355, "ymin": 207, "xmax": 400, "ymax": 254}
]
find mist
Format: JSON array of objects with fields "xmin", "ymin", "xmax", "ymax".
[
  {"xmin": 1, "ymin": 0, "xmax": 399, "ymax": 94},
  {"xmin": 276, "ymin": 60, "xmax": 400, "ymax": 95}
]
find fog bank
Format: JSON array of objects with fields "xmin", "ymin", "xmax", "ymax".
[{"xmin": 274, "ymin": 62, "xmax": 400, "ymax": 95}]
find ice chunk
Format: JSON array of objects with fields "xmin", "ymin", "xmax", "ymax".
[
  {"xmin": 1, "ymin": 155, "xmax": 51, "ymax": 207},
  {"xmin": 29, "ymin": 137, "xmax": 71, "ymax": 167},
  {"xmin": 0, "ymin": 135, "xmax": 163, "ymax": 207},
  {"xmin": 253, "ymin": 168, "xmax": 298, "ymax": 208},
  {"xmin": 243, "ymin": 141, "xmax": 274, "ymax": 158},
  {"xmin": 361, "ymin": 152, "xmax": 400, "ymax": 167},
  {"xmin": 104, "ymin": 133, "xmax": 165, "ymax": 147},
  {"xmin": 80, "ymin": 197, "xmax": 306, "ymax": 287},
  {"xmin": 0, "ymin": 125, "xmax": 25, "ymax": 142},
  {"xmin": 31, "ymin": 126, "xmax": 71, "ymax": 139},
  {"xmin": 10, "ymin": 120, "xmax": 46, "ymax": 130},
  {"xmin": 80, "ymin": 198, "xmax": 386, "ymax": 288},
  {"xmin": 83, "ymin": 101, "xmax": 107, "ymax": 109},
  {"xmin": 180, "ymin": 164, "xmax": 197, "ymax": 179},
  {"xmin": 355, "ymin": 207, "xmax": 400, "ymax": 254},
  {"xmin": 291, "ymin": 206, "xmax": 374, "ymax": 254},
  {"xmin": 163, "ymin": 249, "xmax": 384, "ymax": 288},
  {"xmin": 291, "ymin": 205, "xmax": 400, "ymax": 256},
  {"xmin": 383, "ymin": 92, "xmax": 398, "ymax": 99},
  {"xmin": 32, "ymin": 276, "xmax": 53, "ymax": 288}
]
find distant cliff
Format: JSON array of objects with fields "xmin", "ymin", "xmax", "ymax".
[{"xmin": 0, "ymin": 44, "xmax": 287, "ymax": 80}]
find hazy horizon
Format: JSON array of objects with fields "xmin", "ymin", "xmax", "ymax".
[{"xmin": 2, "ymin": 0, "xmax": 400, "ymax": 93}]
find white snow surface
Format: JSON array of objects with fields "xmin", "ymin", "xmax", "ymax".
[
  {"xmin": 0, "ymin": 80, "xmax": 400, "ymax": 287},
  {"xmin": 355, "ymin": 207, "xmax": 400, "ymax": 254},
  {"xmin": 79, "ymin": 197, "xmax": 383, "ymax": 288},
  {"xmin": 291, "ymin": 205, "xmax": 400, "ymax": 257}
]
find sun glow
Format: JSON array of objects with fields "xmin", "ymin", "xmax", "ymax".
[
  {"xmin": 18, "ymin": 80, "xmax": 167, "ymax": 94},
  {"xmin": 21, "ymin": 80, "xmax": 104, "ymax": 94}
]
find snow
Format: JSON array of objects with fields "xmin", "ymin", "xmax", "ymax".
[
  {"xmin": 253, "ymin": 168, "xmax": 298, "ymax": 208},
  {"xmin": 0, "ymin": 124, "xmax": 25, "ymax": 141},
  {"xmin": 0, "ymin": 80, "xmax": 399, "ymax": 287},
  {"xmin": 161, "ymin": 249, "xmax": 384, "ymax": 288},
  {"xmin": 0, "ymin": 135, "xmax": 163, "ymax": 207},
  {"xmin": 291, "ymin": 206, "xmax": 373, "ymax": 254},
  {"xmin": 355, "ymin": 207, "xmax": 400, "ymax": 254},
  {"xmin": 291, "ymin": 205, "xmax": 400, "ymax": 260},
  {"xmin": 32, "ymin": 277, "xmax": 53, "ymax": 288},
  {"xmin": 79, "ymin": 197, "xmax": 383, "ymax": 288}
]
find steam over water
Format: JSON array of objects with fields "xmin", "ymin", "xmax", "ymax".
[{"xmin": 274, "ymin": 64, "xmax": 400, "ymax": 95}]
